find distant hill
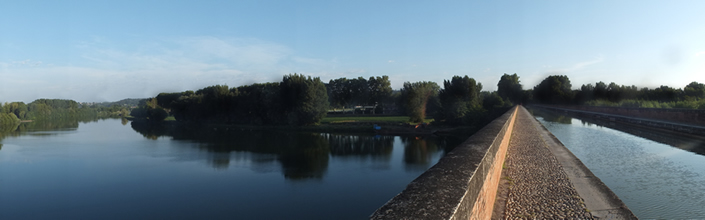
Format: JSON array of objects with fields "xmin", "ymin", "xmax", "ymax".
[{"xmin": 83, "ymin": 98, "xmax": 146, "ymax": 108}]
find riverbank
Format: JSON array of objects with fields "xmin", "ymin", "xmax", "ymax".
[{"xmin": 128, "ymin": 116, "xmax": 477, "ymax": 137}]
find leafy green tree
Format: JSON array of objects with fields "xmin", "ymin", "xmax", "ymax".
[
  {"xmin": 482, "ymin": 92, "xmax": 506, "ymax": 109},
  {"xmin": 327, "ymin": 75, "xmax": 392, "ymax": 110},
  {"xmin": 593, "ymin": 81, "xmax": 608, "ymax": 100},
  {"xmin": 280, "ymin": 74, "xmax": 329, "ymax": 125},
  {"xmin": 3, "ymin": 102, "xmax": 28, "ymax": 120},
  {"xmin": 327, "ymin": 78, "xmax": 353, "ymax": 108},
  {"xmin": 131, "ymin": 98, "xmax": 168, "ymax": 121},
  {"xmin": 0, "ymin": 111, "xmax": 20, "ymax": 129},
  {"xmin": 574, "ymin": 84, "xmax": 595, "ymax": 104},
  {"xmin": 533, "ymin": 75, "xmax": 574, "ymax": 104},
  {"xmin": 436, "ymin": 76, "xmax": 483, "ymax": 125},
  {"xmin": 156, "ymin": 92, "xmax": 184, "ymax": 109},
  {"xmin": 606, "ymin": 82, "xmax": 623, "ymax": 102},
  {"xmin": 368, "ymin": 76, "xmax": 393, "ymax": 105},
  {"xmin": 652, "ymin": 85, "xmax": 680, "ymax": 102},
  {"xmin": 349, "ymin": 77, "xmax": 370, "ymax": 106},
  {"xmin": 235, "ymin": 83, "xmax": 283, "ymax": 124},
  {"xmin": 400, "ymin": 81, "xmax": 439, "ymax": 123},
  {"xmin": 684, "ymin": 81, "xmax": 705, "ymax": 99},
  {"xmin": 496, "ymin": 73, "xmax": 523, "ymax": 104}
]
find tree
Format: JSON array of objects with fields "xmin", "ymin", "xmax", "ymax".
[
  {"xmin": 156, "ymin": 92, "xmax": 184, "ymax": 109},
  {"xmin": 496, "ymin": 73, "xmax": 523, "ymax": 104},
  {"xmin": 349, "ymin": 77, "xmax": 370, "ymax": 106},
  {"xmin": 574, "ymin": 84, "xmax": 595, "ymax": 104},
  {"xmin": 235, "ymin": 83, "xmax": 283, "ymax": 124},
  {"xmin": 652, "ymin": 85, "xmax": 679, "ymax": 102},
  {"xmin": 436, "ymin": 76, "xmax": 483, "ymax": 124},
  {"xmin": 327, "ymin": 78, "xmax": 353, "ymax": 108},
  {"xmin": 368, "ymin": 76, "xmax": 393, "ymax": 105},
  {"xmin": 684, "ymin": 81, "xmax": 705, "ymax": 99},
  {"xmin": 400, "ymin": 81, "xmax": 439, "ymax": 123},
  {"xmin": 533, "ymin": 75, "xmax": 573, "ymax": 104},
  {"xmin": 3, "ymin": 102, "xmax": 28, "ymax": 120},
  {"xmin": 593, "ymin": 81, "xmax": 608, "ymax": 100},
  {"xmin": 131, "ymin": 98, "xmax": 168, "ymax": 121},
  {"xmin": 280, "ymin": 74, "xmax": 330, "ymax": 126}
]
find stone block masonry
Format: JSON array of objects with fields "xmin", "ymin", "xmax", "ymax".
[
  {"xmin": 500, "ymin": 107, "xmax": 635, "ymax": 219},
  {"xmin": 370, "ymin": 106, "xmax": 518, "ymax": 220},
  {"xmin": 371, "ymin": 106, "xmax": 635, "ymax": 219}
]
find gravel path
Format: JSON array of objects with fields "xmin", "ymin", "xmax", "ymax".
[{"xmin": 502, "ymin": 108, "xmax": 594, "ymax": 219}]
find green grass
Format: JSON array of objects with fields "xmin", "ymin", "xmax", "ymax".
[{"xmin": 321, "ymin": 116, "xmax": 434, "ymax": 125}]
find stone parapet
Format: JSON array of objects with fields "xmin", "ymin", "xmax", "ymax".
[{"xmin": 370, "ymin": 106, "xmax": 518, "ymax": 220}]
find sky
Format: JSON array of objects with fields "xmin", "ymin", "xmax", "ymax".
[{"xmin": 1, "ymin": 0, "xmax": 704, "ymax": 103}]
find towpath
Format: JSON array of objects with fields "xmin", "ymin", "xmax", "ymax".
[{"xmin": 496, "ymin": 107, "xmax": 635, "ymax": 219}]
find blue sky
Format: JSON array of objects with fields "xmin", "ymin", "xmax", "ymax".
[{"xmin": 1, "ymin": 0, "xmax": 704, "ymax": 102}]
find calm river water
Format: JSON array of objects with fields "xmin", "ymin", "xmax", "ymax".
[
  {"xmin": 531, "ymin": 108, "xmax": 705, "ymax": 219},
  {"xmin": 0, "ymin": 119, "xmax": 465, "ymax": 219}
]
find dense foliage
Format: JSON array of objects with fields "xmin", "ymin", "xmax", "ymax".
[
  {"xmin": 400, "ymin": 81, "xmax": 440, "ymax": 123},
  {"xmin": 435, "ymin": 76, "xmax": 484, "ymax": 125},
  {"xmin": 1, "ymin": 99, "xmax": 129, "ymax": 122},
  {"xmin": 532, "ymin": 75, "xmax": 705, "ymax": 109},
  {"xmin": 281, "ymin": 74, "xmax": 330, "ymax": 125},
  {"xmin": 138, "ymin": 74, "xmax": 516, "ymax": 128},
  {"xmin": 533, "ymin": 75, "xmax": 574, "ymax": 104},
  {"xmin": 326, "ymin": 76, "xmax": 392, "ymax": 110},
  {"xmin": 0, "ymin": 99, "xmax": 131, "ymax": 132},
  {"xmin": 497, "ymin": 73, "xmax": 524, "ymax": 104},
  {"xmin": 141, "ymin": 74, "xmax": 329, "ymax": 125}
]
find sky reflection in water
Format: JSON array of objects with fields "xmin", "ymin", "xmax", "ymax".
[
  {"xmin": 0, "ymin": 119, "xmax": 465, "ymax": 219},
  {"xmin": 532, "ymin": 109, "xmax": 705, "ymax": 219}
]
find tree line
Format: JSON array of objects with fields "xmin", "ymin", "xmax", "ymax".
[
  {"xmin": 134, "ymin": 73, "xmax": 521, "ymax": 128},
  {"xmin": 0, "ymin": 99, "xmax": 133, "ymax": 130},
  {"xmin": 532, "ymin": 75, "xmax": 705, "ymax": 109},
  {"xmin": 134, "ymin": 74, "xmax": 329, "ymax": 126}
]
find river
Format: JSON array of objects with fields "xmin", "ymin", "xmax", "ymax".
[
  {"xmin": 0, "ymin": 119, "xmax": 466, "ymax": 219},
  {"xmin": 530, "ymin": 108, "xmax": 705, "ymax": 219}
]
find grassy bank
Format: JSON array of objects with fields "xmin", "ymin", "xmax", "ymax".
[{"xmin": 129, "ymin": 115, "xmax": 481, "ymax": 139}]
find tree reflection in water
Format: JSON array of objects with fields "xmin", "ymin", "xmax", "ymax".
[
  {"xmin": 325, "ymin": 134, "xmax": 395, "ymax": 160},
  {"xmin": 400, "ymin": 136, "xmax": 440, "ymax": 171},
  {"xmin": 530, "ymin": 109, "xmax": 572, "ymax": 124},
  {"xmin": 130, "ymin": 121, "xmax": 468, "ymax": 180},
  {"xmin": 531, "ymin": 107, "xmax": 705, "ymax": 156},
  {"xmin": 0, "ymin": 118, "xmax": 83, "ymax": 142}
]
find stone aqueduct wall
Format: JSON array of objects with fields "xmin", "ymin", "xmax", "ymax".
[
  {"xmin": 370, "ymin": 107, "xmax": 518, "ymax": 220},
  {"xmin": 556, "ymin": 105, "xmax": 705, "ymax": 126}
]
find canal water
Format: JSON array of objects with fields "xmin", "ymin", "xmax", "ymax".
[
  {"xmin": 530, "ymin": 108, "xmax": 705, "ymax": 219},
  {"xmin": 0, "ymin": 119, "xmax": 465, "ymax": 219}
]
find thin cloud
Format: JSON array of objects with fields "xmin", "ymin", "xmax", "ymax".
[
  {"xmin": 569, "ymin": 57, "xmax": 604, "ymax": 71},
  {"xmin": 0, "ymin": 36, "xmax": 339, "ymax": 102},
  {"xmin": 545, "ymin": 56, "xmax": 604, "ymax": 74},
  {"xmin": 696, "ymin": 51, "xmax": 705, "ymax": 57},
  {"xmin": 7, "ymin": 59, "xmax": 43, "ymax": 67}
]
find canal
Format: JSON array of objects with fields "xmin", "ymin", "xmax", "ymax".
[
  {"xmin": 530, "ymin": 107, "xmax": 705, "ymax": 219},
  {"xmin": 0, "ymin": 119, "xmax": 466, "ymax": 219}
]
